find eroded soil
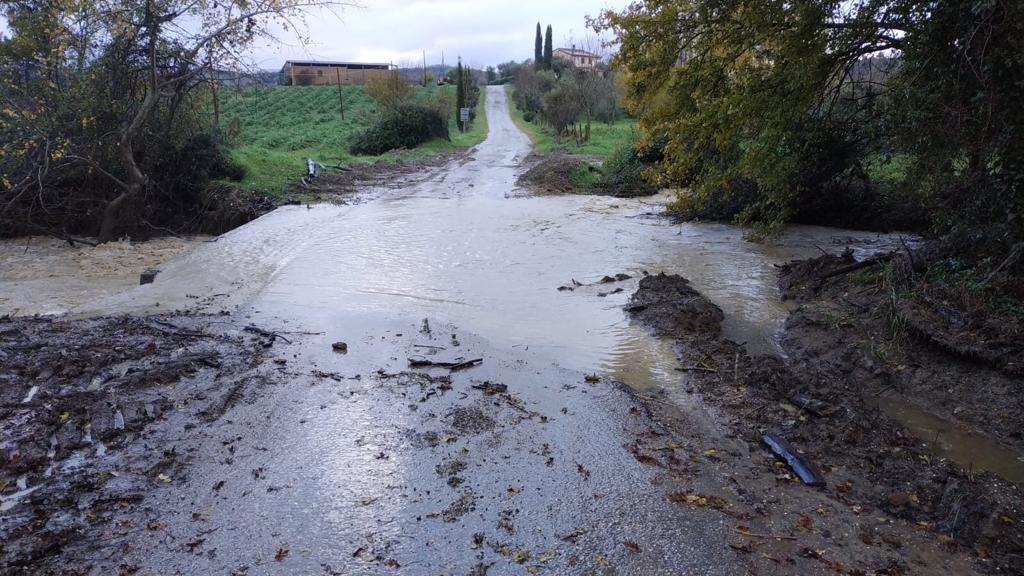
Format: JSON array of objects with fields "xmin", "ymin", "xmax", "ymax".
[{"xmin": 626, "ymin": 260, "xmax": 1023, "ymax": 574}]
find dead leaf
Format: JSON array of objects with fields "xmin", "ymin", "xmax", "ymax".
[
  {"xmin": 383, "ymin": 559, "xmax": 400, "ymax": 568},
  {"xmin": 666, "ymin": 492, "xmax": 729, "ymax": 509},
  {"xmin": 797, "ymin": 515, "xmax": 813, "ymax": 533},
  {"xmin": 275, "ymin": 546, "xmax": 289, "ymax": 561},
  {"xmin": 623, "ymin": 541, "xmax": 641, "ymax": 553},
  {"xmin": 512, "ymin": 550, "xmax": 530, "ymax": 563},
  {"xmin": 576, "ymin": 463, "xmax": 590, "ymax": 480}
]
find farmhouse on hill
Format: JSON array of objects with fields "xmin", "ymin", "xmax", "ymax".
[
  {"xmin": 553, "ymin": 47, "xmax": 600, "ymax": 70},
  {"xmin": 281, "ymin": 60, "xmax": 395, "ymax": 86}
]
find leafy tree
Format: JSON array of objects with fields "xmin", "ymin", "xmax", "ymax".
[
  {"xmin": 534, "ymin": 22, "xmax": 543, "ymax": 70},
  {"xmin": 485, "ymin": 66, "xmax": 497, "ymax": 83},
  {"xmin": 543, "ymin": 25, "xmax": 553, "ymax": 70},
  {"xmin": 595, "ymin": 0, "xmax": 1023, "ymax": 241},
  {"xmin": 1, "ymin": 0, "xmax": 350, "ymax": 242}
]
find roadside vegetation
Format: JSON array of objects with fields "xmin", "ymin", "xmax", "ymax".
[
  {"xmin": 593, "ymin": 0, "xmax": 1023, "ymax": 324},
  {"xmin": 502, "ymin": 27, "xmax": 650, "ymax": 197},
  {"xmin": 221, "ymin": 80, "xmax": 485, "ymax": 195},
  {"xmin": 0, "ymin": 0, "xmax": 486, "ymax": 241},
  {"xmin": 507, "ymin": 88, "xmax": 637, "ymax": 159}
]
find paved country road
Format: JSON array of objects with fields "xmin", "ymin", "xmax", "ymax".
[
  {"xmin": 113, "ymin": 87, "xmax": 748, "ymax": 576},
  {"xmin": 4, "ymin": 88, "xmax": 979, "ymax": 576}
]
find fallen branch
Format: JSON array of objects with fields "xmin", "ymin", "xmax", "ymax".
[
  {"xmin": 243, "ymin": 325, "xmax": 292, "ymax": 344},
  {"xmin": 819, "ymin": 252, "xmax": 894, "ymax": 280},
  {"xmin": 408, "ymin": 357, "xmax": 483, "ymax": 371},
  {"xmin": 983, "ymin": 242, "xmax": 1024, "ymax": 286}
]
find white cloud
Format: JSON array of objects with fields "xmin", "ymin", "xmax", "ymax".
[{"xmin": 247, "ymin": 0, "xmax": 627, "ymax": 70}]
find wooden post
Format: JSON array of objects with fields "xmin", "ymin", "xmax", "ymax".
[{"xmin": 336, "ymin": 68, "xmax": 345, "ymax": 120}]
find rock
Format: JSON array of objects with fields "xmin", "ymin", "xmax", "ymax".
[
  {"xmin": 625, "ymin": 273, "xmax": 724, "ymax": 337},
  {"xmin": 331, "ymin": 342, "xmax": 348, "ymax": 353}
]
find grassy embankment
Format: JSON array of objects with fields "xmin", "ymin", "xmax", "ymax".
[
  {"xmin": 504, "ymin": 85, "xmax": 637, "ymax": 160},
  {"xmin": 219, "ymin": 84, "xmax": 487, "ymax": 195}
]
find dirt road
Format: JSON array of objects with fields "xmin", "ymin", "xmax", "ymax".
[{"xmin": 2, "ymin": 88, "xmax": 991, "ymax": 575}]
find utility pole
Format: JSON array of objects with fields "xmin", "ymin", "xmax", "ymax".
[
  {"xmin": 423, "ymin": 50, "xmax": 427, "ymax": 87},
  {"xmin": 336, "ymin": 68, "xmax": 345, "ymax": 120}
]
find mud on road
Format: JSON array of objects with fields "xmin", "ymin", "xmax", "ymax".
[{"xmin": 0, "ymin": 314, "xmax": 274, "ymax": 573}]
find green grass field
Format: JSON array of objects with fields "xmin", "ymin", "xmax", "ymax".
[
  {"xmin": 504, "ymin": 86, "xmax": 638, "ymax": 159},
  {"xmin": 219, "ymin": 84, "xmax": 487, "ymax": 195}
]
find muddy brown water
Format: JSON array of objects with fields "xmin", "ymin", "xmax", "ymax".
[{"xmin": 3, "ymin": 87, "xmax": 1021, "ymax": 573}]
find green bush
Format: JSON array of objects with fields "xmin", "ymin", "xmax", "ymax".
[
  {"xmin": 349, "ymin": 103, "xmax": 449, "ymax": 156},
  {"xmin": 594, "ymin": 140, "xmax": 656, "ymax": 197}
]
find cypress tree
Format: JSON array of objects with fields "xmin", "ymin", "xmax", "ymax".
[
  {"xmin": 534, "ymin": 23, "xmax": 542, "ymax": 70},
  {"xmin": 543, "ymin": 25, "xmax": 553, "ymax": 70},
  {"xmin": 455, "ymin": 60, "xmax": 465, "ymax": 131}
]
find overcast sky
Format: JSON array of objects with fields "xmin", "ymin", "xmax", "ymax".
[{"xmin": 249, "ymin": 0, "xmax": 628, "ymax": 70}]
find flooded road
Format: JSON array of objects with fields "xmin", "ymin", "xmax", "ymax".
[{"xmin": 4, "ymin": 87, "xmax": 978, "ymax": 574}]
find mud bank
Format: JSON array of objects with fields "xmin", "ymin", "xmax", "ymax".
[
  {"xmin": 0, "ymin": 314, "xmax": 276, "ymax": 574},
  {"xmin": 626, "ymin": 263, "xmax": 1023, "ymax": 574}
]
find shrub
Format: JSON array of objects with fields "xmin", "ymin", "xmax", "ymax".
[
  {"xmin": 594, "ymin": 140, "xmax": 656, "ymax": 197},
  {"xmin": 522, "ymin": 110, "xmax": 535, "ymax": 123},
  {"xmin": 349, "ymin": 103, "xmax": 449, "ymax": 155},
  {"xmin": 365, "ymin": 71, "xmax": 414, "ymax": 112}
]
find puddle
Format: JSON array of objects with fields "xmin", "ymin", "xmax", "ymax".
[{"xmin": 876, "ymin": 395, "xmax": 1024, "ymax": 484}]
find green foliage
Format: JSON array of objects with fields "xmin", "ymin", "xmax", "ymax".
[
  {"xmin": 596, "ymin": 0, "xmax": 1024, "ymax": 242},
  {"xmin": 219, "ymin": 84, "xmax": 480, "ymax": 194},
  {"xmin": 593, "ymin": 139, "xmax": 656, "ymax": 197},
  {"xmin": 507, "ymin": 86, "xmax": 637, "ymax": 160},
  {"xmin": 350, "ymin": 103, "xmax": 449, "ymax": 156},
  {"xmin": 365, "ymin": 71, "xmax": 414, "ymax": 112}
]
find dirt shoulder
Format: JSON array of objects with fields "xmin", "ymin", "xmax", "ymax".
[
  {"xmin": 0, "ymin": 313, "xmax": 281, "ymax": 574},
  {"xmin": 296, "ymin": 148, "xmax": 472, "ymax": 200},
  {"xmin": 625, "ymin": 268, "xmax": 1024, "ymax": 574}
]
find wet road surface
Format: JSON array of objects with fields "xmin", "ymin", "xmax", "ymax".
[{"xmin": 70, "ymin": 87, "xmax": 910, "ymax": 574}]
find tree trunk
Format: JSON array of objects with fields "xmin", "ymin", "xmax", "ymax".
[{"xmin": 97, "ymin": 0, "xmax": 158, "ymax": 244}]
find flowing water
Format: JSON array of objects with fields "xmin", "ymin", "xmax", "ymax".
[{"xmin": 4, "ymin": 86, "xmax": 1021, "ymax": 486}]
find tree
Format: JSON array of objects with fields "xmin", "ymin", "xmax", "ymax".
[
  {"xmin": 595, "ymin": 0, "xmax": 1023, "ymax": 239},
  {"xmin": 543, "ymin": 25, "xmax": 553, "ymax": 70},
  {"xmin": 366, "ymin": 71, "xmax": 414, "ymax": 112},
  {"xmin": 534, "ymin": 22, "xmax": 543, "ymax": 70},
  {"xmin": 485, "ymin": 66, "xmax": 497, "ymax": 84},
  {"xmin": 455, "ymin": 60, "xmax": 465, "ymax": 131},
  {"xmin": 1, "ymin": 0, "xmax": 351, "ymax": 242}
]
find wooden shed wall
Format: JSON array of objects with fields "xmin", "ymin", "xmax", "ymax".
[{"xmin": 284, "ymin": 65, "xmax": 392, "ymax": 86}]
